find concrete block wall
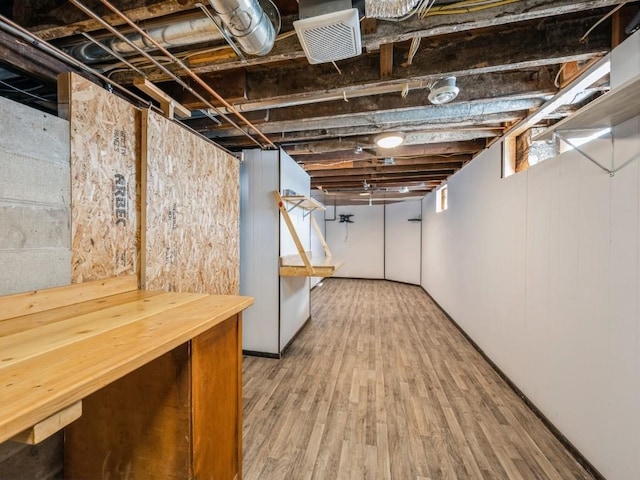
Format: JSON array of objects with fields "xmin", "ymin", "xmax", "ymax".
[{"xmin": 0, "ymin": 96, "xmax": 70, "ymax": 479}]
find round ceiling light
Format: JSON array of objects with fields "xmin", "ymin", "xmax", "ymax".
[
  {"xmin": 428, "ymin": 76, "xmax": 459, "ymax": 105},
  {"xmin": 374, "ymin": 131, "xmax": 406, "ymax": 149}
]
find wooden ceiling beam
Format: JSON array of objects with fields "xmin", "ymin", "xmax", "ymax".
[
  {"xmin": 108, "ymin": 1, "xmax": 620, "ymax": 80},
  {"xmin": 307, "ymin": 163, "xmax": 463, "ymax": 178},
  {"xmin": 287, "ymin": 138, "xmax": 487, "ymax": 156},
  {"xmin": 128, "ymin": 12, "xmax": 608, "ymax": 90},
  {"xmin": 366, "ymin": 0, "xmax": 624, "ymax": 50},
  {"xmin": 313, "ymin": 171, "xmax": 452, "ymax": 183},
  {"xmin": 206, "ymin": 100, "xmax": 537, "ymax": 139},
  {"xmin": 26, "ymin": 0, "xmax": 204, "ymax": 40},
  {"xmin": 177, "ymin": 68, "xmax": 558, "ymax": 120},
  {"xmin": 301, "ymin": 155, "xmax": 473, "ymax": 168}
]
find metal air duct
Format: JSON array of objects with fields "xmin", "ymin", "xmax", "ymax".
[
  {"xmin": 67, "ymin": 16, "xmax": 224, "ymax": 62},
  {"xmin": 208, "ymin": 0, "xmax": 276, "ymax": 56},
  {"xmin": 66, "ymin": 0, "xmax": 277, "ymax": 63}
]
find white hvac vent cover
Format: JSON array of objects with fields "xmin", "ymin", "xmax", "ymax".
[{"xmin": 294, "ymin": 8, "xmax": 362, "ymax": 65}]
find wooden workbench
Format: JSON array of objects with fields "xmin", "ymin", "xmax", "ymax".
[{"xmin": 0, "ymin": 276, "xmax": 253, "ymax": 479}]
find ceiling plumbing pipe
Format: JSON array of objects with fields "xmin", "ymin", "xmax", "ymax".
[
  {"xmin": 0, "ymin": 14, "xmax": 153, "ymax": 109},
  {"xmin": 69, "ymin": 0, "xmax": 265, "ymax": 148},
  {"xmin": 80, "ymin": 0, "xmax": 275, "ymax": 148},
  {"xmin": 65, "ymin": 0, "xmax": 276, "ymax": 63},
  {"xmin": 67, "ymin": 16, "xmax": 225, "ymax": 62}
]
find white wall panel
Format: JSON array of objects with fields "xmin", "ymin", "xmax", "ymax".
[
  {"xmin": 240, "ymin": 149, "xmax": 280, "ymax": 354},
  {"xmin": 279, "ymin": 151, "xmax": 311, "ymax": 350},
  {"xmin": 310, "ymin": 207, "xmax": 326, "ymax": 289},
  {"xmin": 604, "ymin": 114, "xmax": 640, "ymax": 478},
  {"xmin": 384, "ymin": 200, "xmax": 421, "ymax": 285},
  {"xmin": 421, "ymin": 109, "xmax": 640, "ymax": 478},
  {"xmin": 326, "ymin": 205, "xmax": 384, "ymax": 279},
  {"xmin": 611, "ymin": 30, "xmax": 640, "ymax": 88}
]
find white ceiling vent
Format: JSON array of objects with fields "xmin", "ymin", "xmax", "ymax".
[{"xmin": 294, "ymin": 8, "xmax": 362, "ymax": 65}]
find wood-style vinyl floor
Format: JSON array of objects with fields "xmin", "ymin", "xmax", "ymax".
[{"xmin": 242, "ymin": 279, "xmax": 594, "ymax": 480}]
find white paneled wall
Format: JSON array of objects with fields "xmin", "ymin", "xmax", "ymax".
[
  {"xmin": 279, "ymin": 154, "xmax": 311, "ymax": 350},
  {"xmin": 240, "ymin": 149, "xmax": 280, "ymax": 354},
  {"xmin": 420, "ymin": 33, "xmax": 640, "ymax": 477},
  {"xmin": 240, "ymin": 149, "xmax": 312, "ymax": 355},
  {"xmin": 325, "ymin": 204, "xmax": 385, "ymax": 279},
  {"xmin": 385, "ymin": 200, "xmax": 422, "ymax": 285},
  {"xmin": 310, "ymin": 207, "xmax": 326, "ymax": 289}
]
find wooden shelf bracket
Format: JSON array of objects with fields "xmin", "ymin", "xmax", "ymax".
[{"xmin": 274, "ymin": 191, "xmax": 342, "ymax": 277}]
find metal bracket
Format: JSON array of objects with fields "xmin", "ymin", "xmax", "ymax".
[
  {"xmin": 556, "ymin": 132, "xmax": 640, "ymax": 177},
  {"xmin": 196, "ymin": 3, "xmax": 247, "ymax": 63}
]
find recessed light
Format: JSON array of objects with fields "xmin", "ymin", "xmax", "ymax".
[{"xmin": 374, "ymin": 132, "xmax": 406, "ymax": 148}]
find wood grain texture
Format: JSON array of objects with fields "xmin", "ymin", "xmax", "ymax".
[
  {"xmin": 193, "ymin": 314, "xmax": 242, "ymax": 480},
  {"xmin": 62, "ymin": 73, "xmax": 140, "ymax": 283},
  {"xmin": 65, "ymin": 345, "xmax": 192, "ymax": 480},
  {"xmin": 242, "ymin": 279, "xmax": 595, "ymax": 480},
  {"xmin": 10, "ymin": 401, "xmax": 81, "ymax": 445},
  {"xmin": 141, "ymin": 109, "xmax": 240, "ymax": 295},
  {"xmin": 0, "ymin": 289, "xmax": 252, "ymax": 442},
  {"xmin": 0, "ymin": 275, "xmax": 137, "ymax": 321}
]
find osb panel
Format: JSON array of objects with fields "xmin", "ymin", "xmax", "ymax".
[
  {"xmin": 142, "ymin": 109, "xmax": 239, "ymax": 295},
  {"xmin": 65, "ymin": 73, "xmax": 139, "ymax": 283}
]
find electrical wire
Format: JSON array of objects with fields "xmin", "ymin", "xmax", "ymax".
[
  {"xmin": 579, "ymin": 1, "xmax": 629, "ymax": 43},
  {"xmin": 0, "ymin": 79, "xmax": 51, "ymax": 103},
  {"xmin": 379, "ymin": 0, "xmax": 436, "ymax": 22},
  {"xmin": 420, "ymin": 0, "xmax": 520, "ymax": 17},
  {"xmin": 404, "ymin": 37, "xmax": 421, "ymax": 67}
]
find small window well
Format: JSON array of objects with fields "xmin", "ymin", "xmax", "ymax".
[{"xmin": 436, "ymin": 184, "xmax": 448, "ymax": 213}]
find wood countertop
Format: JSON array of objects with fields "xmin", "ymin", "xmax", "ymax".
[{"xmin": 0, "ymin": 283, "xmax": 253, "ymax": 443}]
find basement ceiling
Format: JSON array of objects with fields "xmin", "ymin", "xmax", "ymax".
[{"xmin": 0, "ymin": 0, "xmax": 638, "ymax": 205}]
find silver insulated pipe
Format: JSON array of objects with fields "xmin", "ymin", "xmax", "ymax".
[
  {"xmin": 208, "ymin": 0, "xmax": 275, "ymax": 56},
  {"xmin": 68, "ymin": 16, "xmax": 224, "ymax": 62},
  {"xmin": 66, "ymin": 1, "xmax": 276, "ymax": 62}
]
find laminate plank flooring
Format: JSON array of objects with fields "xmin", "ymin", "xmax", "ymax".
[{"xmin": 242, "ymin": 279, "xmax": 594, "ymax": 480}]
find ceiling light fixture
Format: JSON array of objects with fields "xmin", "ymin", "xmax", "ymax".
[
  {"xmin": 428, "ymin": 76, "xmax": 459, "ymax": 105},
  {"xmin": 374, "ymin": 131, "xmax": 406, "ymax": 148}
]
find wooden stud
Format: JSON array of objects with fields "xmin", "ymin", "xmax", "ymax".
[
  {"xmin": 560, "ymin": 61, "xmax": 580, "ymax": 87},
  {"xmin": 11, "ymin": 402, "xmax": 82, "ymax": 445},
  {"xmin": 133, "ymin": 77, "xmax": 191, "ymax": 119},
  {"xmin": 380, "ymin": 43, "xmax": 394, "ymax": 79},
  {"xmin": 360, "ymin": 18, "xmax": 377, "ymax": 36}
]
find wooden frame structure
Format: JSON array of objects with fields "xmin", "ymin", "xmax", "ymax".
[
  {"xmin": 0, "ymin": 276, "xmax": 253, "ymax": 479},
  {"xmin": 274, "ymin": 191, "xmax": 343, "ymax": 277}
]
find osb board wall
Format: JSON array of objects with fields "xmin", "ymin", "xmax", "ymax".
[
  {"xmin": 60, "ymin": 73, "xmax": 139, "ymax": 283},
  {"xmin": 141, "ymin": 109, "xmax": 239, "ymax": 295}
]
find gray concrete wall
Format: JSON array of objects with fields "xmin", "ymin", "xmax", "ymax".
[{"xmin": 0, "ymin": 96, "xmax": 70, "ymax": 479}]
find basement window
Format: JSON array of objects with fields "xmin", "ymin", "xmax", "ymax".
[
  {"xmin": 436, "ymin": 184, "xmax": 448, "ymax": 213},
  {"xmin": 503, "ymin": 127, "xmax": 559, "ymax": 177}
]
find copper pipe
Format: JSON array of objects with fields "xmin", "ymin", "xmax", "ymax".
[
  {"xmin": 97, "ymin": 0, "xmax": 276, "ymax": 149},
  {"xmin": 0, "ymin": 14, "xmax": 153, "ymax": 109},
  {"xmin": 68, "ymin": 0, "xmax": 265, "ymax": 149}
]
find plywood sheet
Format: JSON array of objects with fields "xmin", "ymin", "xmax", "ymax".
[
  {"xmin": 142, "ymin": 110, "xmax": 239, "ymax": 295},
  {"xmin": 63, "ymin": 73, "xmax": 139, "ymax": 282}
]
